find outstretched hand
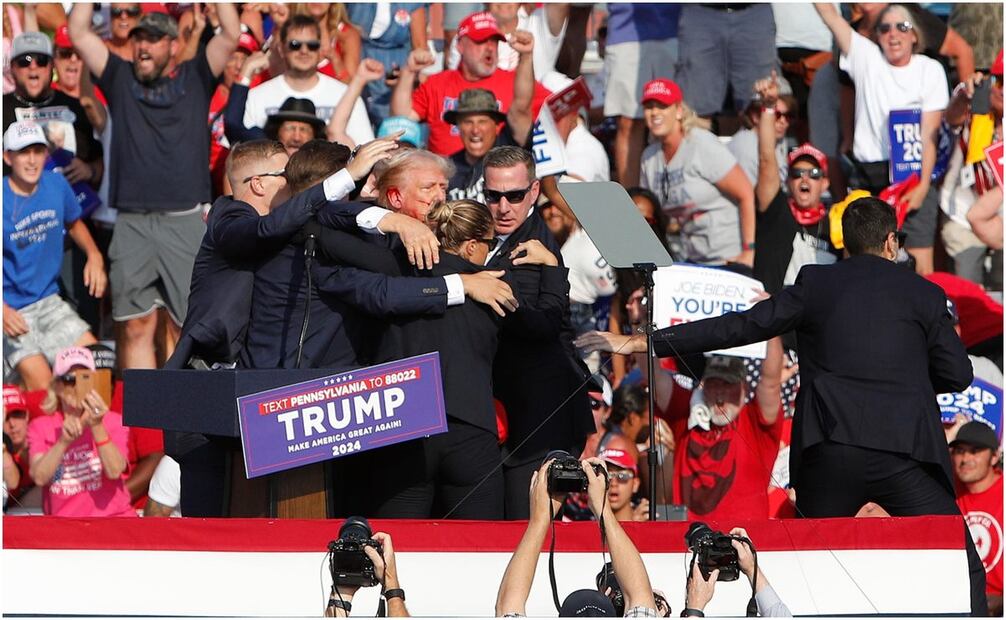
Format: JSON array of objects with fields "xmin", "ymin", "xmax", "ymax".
[{"xmin": 573, "ymin": 330, "xmax": 646, "ymax": 355}]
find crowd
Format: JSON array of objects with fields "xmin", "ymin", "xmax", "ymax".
[{"xmin": 1, "ymin": 1, "xmax": 1003, "ymax": 616}]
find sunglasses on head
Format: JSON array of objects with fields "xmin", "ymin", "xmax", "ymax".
[
  {"xmin": 13, "ymin": 53, "xmax": 51, "ymax": 68},
  {"xmin": 287, "ymin": 39, "xmax": 322, "ymax": 52},
  {"xmin": 788, "ymin": 167, "xmax": 824, "ymax": 180},
  {"xmin": 111, "ymin": 7, "xmax": 142, "ymax": 18},
  {"xmin": 241, "ymin": 169, "xmax": 286, "ymax": 184},
  {"xmin": 878, "ymin": 21, "xmax": 913, "ymax": 34},
  {"xmin": 484, "ymin": 185, "xmax": 533, "ymax": 204}
]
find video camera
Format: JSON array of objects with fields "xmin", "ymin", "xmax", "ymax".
[
  {"xmin": 684, "ymin": 522, "xmax": 745, "ymax": 582},
  {"xmin": 545, "ymin": 450, "xmax": 607, "ymax": 494},
  {"xmin": 328, "ymin": 516, "xmax": 383, "ymax": 587}
]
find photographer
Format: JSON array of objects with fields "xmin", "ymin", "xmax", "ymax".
[
  {"xmin": 326, "ymin": 531, "xmax": 409, "ymax": 618},
  {"xmin": 495, "ymin": 457, "xmax": 657, "ymax": 617},
  {"xmin": 682, "ymin": 527, "xmax": 791, "ymax": 618}
]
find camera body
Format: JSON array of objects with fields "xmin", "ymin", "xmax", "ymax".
[
  {"xmin": 546, "ymin": 450, "xmax": 607, "ymax": 494},
  {"xmin": 685, "ymin": 522, "xmax": 741, "ymax": 582},
  {"xmin": 595, "ymin": 562, "xmax": 625, "ymax": 616},
  {"xmin": 328, "ymin": 516, "xmax": 383, "ymax": 587}
]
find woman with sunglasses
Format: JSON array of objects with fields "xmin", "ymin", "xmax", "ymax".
[
  {"xmin": 816, "ymin": 3, "xmax": 949, "ymax": 275},
  {"xmin": 339, "ymin": 199, "xmax": 564, "ymax": 520},
  {"xmin": 26, "ymin": 346, "xmax": 135, "ymax": 517}
]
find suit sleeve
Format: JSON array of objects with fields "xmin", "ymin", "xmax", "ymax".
[
  {"xmin": 502, "ymin": 265, "xmax": 569, "ymax": 339},
  {"xmin": 224, "ymin": 83, "xmax": 266, "ymax": 144},
  {"xmin": 653, "ymin": 275, "xmax": 806, "ymax": 358},
  {"xmin": 317, "ymin": 229, "xmax": 403, "ymax": 276},
  {"xmin": 926, "ymin": 292, "xmax": 974, "ymax": 393},
  {"xmin": 213, "ymin": 185, "xmax": 328, "ymax": 259},
  {"xmin": 311, "ymin": 263, "xmax": 448, "ymax": 317},
  {"xmin": 315, "ymin": 199, "xmax": 370, "ymax": 231}
]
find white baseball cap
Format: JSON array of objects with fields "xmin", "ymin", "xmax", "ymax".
[{"xmin": 3, "ymin": 121, "xmax": 47, "ymax": 152}]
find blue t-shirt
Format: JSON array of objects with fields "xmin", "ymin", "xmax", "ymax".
[
  {"xmin": 606, "ymin": 3, "xmax": 681, "ymax": 45},
  {"xmin": 3, "ymin": 171, "xmax": 81, "ymax": 309}
]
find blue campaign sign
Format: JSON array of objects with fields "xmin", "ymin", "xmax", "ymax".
[
  {"xmin": 938, "ymin": 378, "xmax": 1003, "ymax": 439},
  {"xmin": 889, "ymin": 108, "xmax": 923, "ymax": 184},
  {"xmin": 236, "ymin": 353, "xmax": 448, "ymax": 478}
]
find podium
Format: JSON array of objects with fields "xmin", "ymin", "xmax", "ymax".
[{"xmin": 123, "ymin": 368, "xmax": 336, "ymax": 518}]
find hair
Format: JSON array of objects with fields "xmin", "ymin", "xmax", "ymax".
[
  {"xmin": 225, "ymin": 139, "xmax": 286, "ymax": 190},
  {"xmin": 375, "ymin": 149, "xmax": 455, "ymax": 206},
  {"xmin": 425, "ymin": 199, "xmax": 494, "ymax": 252},
  {"xmin": 626, "ymin": 186, "xmax": 671, "ymax": 253},
  {"xmin": 41, "ymin": 383, "xmax": 59, "ymax": 414},
  {"xmin": 604, "ymin": 383, "xmax": 648, "ymax": 431},
  {"xmin": 876, "ymin": 4, "xmax": 926, "ymax": 54},
  {"xmin": 483, "ymin": 145, "xmax": 536, "ymax": 183},
  {"xmin": 279, "ymin": 13, "xmax": 322, "ymax": 42},
  {"xmin": 292, "ymin": 3, "xmax": 350, "ymax": 41},
  {"xmin": 285, "ymin": 139, "xmax": 352, "ymax": 194},
  {"xmin": 677, "ymin": 101, "xmax": 711, "ymax": 133},
  {"xmin": 841, "ymin": 196, "xmax": 898, "ymax": 256},
  {"xmin": 741, "ymin": 94, "xmax": 798, "ymax": 129}
]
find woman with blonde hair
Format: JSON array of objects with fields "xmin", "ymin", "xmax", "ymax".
[
  {"xmin": 639, "ymin": 78, "xmax": 757, "ymax": 267},
  {"xmin": 27, "ymin": 347, "xmax": 134, "ymax": 517}
]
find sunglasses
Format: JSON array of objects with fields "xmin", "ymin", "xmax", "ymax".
[
  {"xmin": 788, "ymin": 167, "xmax": 824, "ymax": 180},
  {"xmin": 878, "ymin": 21, "xmax": 913, "ymax": 34},
  {"xmin": 772, "ymin": 108, "xmax": 796, "ymax": 121},
  {"xmin": 476, "ymin": 236, "xmax": 502, "ymax": 253},
  {"xmin": 55, "ymin": 48, "xmax": 79, "ymax": 60},
  {"xmin": 484, "ymin": 185, "xmax": 533, "ymax": 204},
  {"xmin": 287, "ymin": 39, "xmax": 322, "ymax": 52},
  {"xmin": 13, "ymin": 53, "xmax": 51, "ymax": 68},
  {"xmin": 241, "ymin": 169, "xmax": 286, "ymax": 184},
  {"xmin": 609, "ymin": 470, "xmax": 635, "ymax": 483},
  {"xmin": 111, "ymin": 7, "xmax": 142, "ymax": 18},
  {"xmin": 57, "ymin": 373, "xmax": 81, "ymax": 385}
]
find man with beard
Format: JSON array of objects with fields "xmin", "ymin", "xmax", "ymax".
[{"xmin": 68, "ymin": 4, "xmax": 240, "ymax": 371}]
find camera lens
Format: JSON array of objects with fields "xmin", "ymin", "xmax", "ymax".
[
  {"xmin": 339, "ymin": 515, "xmax": 373, "ymax": 541},
  {"xmin": 685, "ymin": 521, "xmax": 712, "ymax": 547},
  {"xmin": 544, "ymin": 449, "xmax": 572, "ymax": 463}
]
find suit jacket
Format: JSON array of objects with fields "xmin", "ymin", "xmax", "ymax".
[
  {"xmin": 167, "ymin": 184, "xmax": 348, "ymax": 368},
  {"xmin": 487, "ymin": 211, "xmax": 594, "ymax": 461},
  {"xmin": 653, "ymin": 254, "xmax": 973, "ymax": 491}
]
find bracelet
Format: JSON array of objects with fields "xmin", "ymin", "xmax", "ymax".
[
  {"xmin": 742, "ymin": 241, "xmax": 756, "ymax": 251},
  {"xmin": 94, "ymin": 437, "xmax": 112, "ymax": 448},
  {"xmin": 681, "ymin": 608, "xmax": 705, "ymax": 617},
  {"xmin": 384, "ymin": 588, "xmax": 405, "ymax": 601},
  {"xmin": 327, "ymin": 598, "xmax": 351, "ymax": 613}
]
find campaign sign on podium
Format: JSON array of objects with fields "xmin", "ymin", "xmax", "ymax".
[{"xmin": 237, "ymin": 353, "xmax": 447, "ymax": 478}]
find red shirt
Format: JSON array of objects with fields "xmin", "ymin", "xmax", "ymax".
[
  {"xmin": 957, "ymin": 475, "xmax": 1004, "ymax": 597},
  {"xmin": 412, "ymin": 68, "xmax": 549, "ymax": 156},
  {"xmin": 673, "ymin": 399, "xmax": 784, "ymax": 522}
]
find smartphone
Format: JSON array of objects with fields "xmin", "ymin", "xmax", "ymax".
[
  {"xmin": 74, "ymin": 370, "xmax": 95, "ymax": 400},
  {"xmin": 972, "ymin": 79, "xmax": 991, "ymax": 115}
]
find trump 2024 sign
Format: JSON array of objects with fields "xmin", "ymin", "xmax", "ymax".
[{"xmin": 236, "ymin": 353, "xmax": 448, "ymax": 478}]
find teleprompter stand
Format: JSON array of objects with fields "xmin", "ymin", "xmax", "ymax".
[{"xmin": 557, "ymin": 182, "xmax": 673, "ymax": 521}]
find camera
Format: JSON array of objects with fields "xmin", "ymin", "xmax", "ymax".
[
  {"xmin": 328, "ymin": 516, "xmax": 383, "ymax": 587},
  {"xmin": 684, "ymin": 522, "xmax": 741, "ymax": 582},
  {"xmin": 595, "ymin": 562, "xmax": 625, "ymax": 616},
  {"xmin": 546, "ymin": 450, "xmax": 607, "ymax": 494}
]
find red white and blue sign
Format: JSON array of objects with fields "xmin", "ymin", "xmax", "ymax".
[
  {"xmin": 889, "ymin": 108, "xmax": 923, "ymax": 184},
  {"xmin": 236, "ymin": 353, "xmax": 448, "ymax": 478},
  {"xmin": 938, "ymin": 377, "xmax": 1003, "ymax": 439}
]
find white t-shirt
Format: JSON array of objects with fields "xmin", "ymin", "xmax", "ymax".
[
  {"xmin": 839, "ymin": 30, "xmax": 949, "ymax": 163},
  {"xmin": 447, "ymin": 6, "xmax": 566, "ymax": 81},
  {"xmin": 564, "ymin": 122, "xmax": 610, "ymax": 182},
  {"xmin": 727, "ymin": 127, "xmax": 788, "ymax": 188},
  {"xmin": 146, "ymin": 455, "xmax": 181, "ymax": 517},
  {"xmin": 773, "ymin": 3, "xmax": 835, "ymax": 51},
  {"xmin": 561, "ymin": 227, "xmax": 616, "ymax": 305},
  {"xmin": 243, "ymin": 74, "xmax": 375, "ymax": 146}
]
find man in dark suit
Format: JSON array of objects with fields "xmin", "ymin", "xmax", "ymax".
[
  {"xmin": 577, "ymin": 197, "xmax": 986, "ymax": 615},
  {"xmin": 483, "ymin": 145, "xmax": 594, "ymax": 519}
]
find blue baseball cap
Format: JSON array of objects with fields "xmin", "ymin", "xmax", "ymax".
[{"xmin": 377, "ymin": 116, "xmax": 426, "ymax": 148}]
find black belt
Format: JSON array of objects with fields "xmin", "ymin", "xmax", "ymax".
[{"xmin": 702, "ymin": 3, "xmax": 753, "ymax": 11}]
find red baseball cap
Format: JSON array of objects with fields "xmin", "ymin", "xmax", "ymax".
[
  {"xmin": 54, "ymin": 25, "xmax": 72, "ymax": 50},
  {"xmin": 992, "ymin": 49, "xmax": 1003, "ymax": 77},
  {"xmin": 641, "ymin": 78, "xmax": 682, "ymax": 107},
  {"xmin": 787, "ymin": 143, "xmax": 829, "ymax": 176},
  {"xmin": 599, "ymin": 448, "xmax": 637, "ymax": 474},
  {"xmin": 237, "ymin": 31, "xmax": 260, "ymax": 55},
  {"xmin": 457, "ymin": 11, "xmax": 506, "ymax": 44},
  {"xmin": 4, "ymin": 385, "xmax": 27, "ymax": 416}
]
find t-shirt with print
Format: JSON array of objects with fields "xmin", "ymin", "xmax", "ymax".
[
  {"xmin": 673, "ymin": 399, "xmax": 784, "ymax": 522},
  {"xmin": 839, "ymin": 30, "xmax": 949, "ymax": 163},
  {"xmin": 3, "ymin": 171, "xmax": 81, "ymax": 309},
  {"xmin": 561, "ymin": 227, "xmax": 616, "ymax": 305},
  {"xmin": 412, "ymin": 69, "xmax": 549, "ymax": 156},
  {"xmin": 957, "ymin": 475, "xmax": 1003, "ymax": 598},
  {"xmin": 447, "ymin": 123, "xmax": 520, "ymax": 203},
  {"xmin": 27, "ymin": 411, "xmax": 136, "ymax": 517},
  {"xmin": 96, "ymin": 52, "xmax": 217, "ymax": 212},
  {"xmin": 754, "ymin": 190, "xmax": 839, "ymax": 294},
  {"xmin": 2, "ymin": 89, "xmax": 103, "ymax": 177},
  {"xmin": 639, "ymin": 128, "xmax": 741, "ymax": 263}
]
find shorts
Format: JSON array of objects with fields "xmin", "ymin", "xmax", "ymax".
[
  {"xmin": 901, "ymin": 185, "xmax": 939, "ymax": 249},
  {"xmin": 604, "ymin": 38, "xmax": 679, "ymax": 119},
  {"xmin": 109, "ymin": 207, "xmax": 204, "ymax": 324},
  {"xmin": 4, "ymin": 294, "xmax": 90, "ymax": 371}
]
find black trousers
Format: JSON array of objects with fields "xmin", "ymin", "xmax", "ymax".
[
  {"xmin": 166, "ymin": 431, "xmax": 233, "ymax": 518},
  {"xmin": 501, "ymin": 438, "xmax": 585, "ymax": 520},
  {"xmin": 337, "ymin": 420, "xmax": 504, "ymax": 519},
  {"xmin": 796, "ymin": 440, "xmax": 988, "ymax": 616}
]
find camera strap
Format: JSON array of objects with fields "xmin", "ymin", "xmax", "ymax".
[
  {"xmin": 548, "ymin": 503, "xmax": 562, "ymax": 612},
  {"xmin": 377, "ymin": 585, "xmax": 387, "ymax": 617}
]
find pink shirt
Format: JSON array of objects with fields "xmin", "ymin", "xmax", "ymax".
[{"xmin": 28, "ymin": 411, "xmax": 137, "ymax": 517}]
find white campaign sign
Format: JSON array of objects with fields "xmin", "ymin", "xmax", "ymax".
[
  {"xmin": 653, "ymin": 264, "xmax": 768, "ymax": 359},
  {"xmin": 529, "ymin": 104, "xmax": 567, "ymax": 178}
]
